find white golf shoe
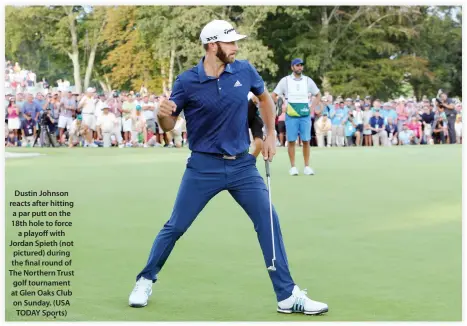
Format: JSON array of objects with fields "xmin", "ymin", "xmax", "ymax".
[
  {"xmin": 304, "ymin": 166, "xmax": 315, "ymax": 175},
  {"xmin": 277, "ymin": 285, "xmax": 328, "ymax": 315},
  {"xmin": 289, "ymin": 167, "xmax": 299, "ymax": 176},
  {"xmin": 129, "ymin": 277, "xmax": 153, "ymax": 307}
]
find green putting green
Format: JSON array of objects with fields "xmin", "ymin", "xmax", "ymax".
[{"xmin": 5, "ymin": 145, "xmax": 462, "ymax": 321}]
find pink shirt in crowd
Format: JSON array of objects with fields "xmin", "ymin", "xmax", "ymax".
[
  {"xmin": 407, "ymin": 121, "xmax": 421, "ymax": 138},
  {"xmin": 8, "ymin": 105, "xmax": 19, "ymax": 119},
  {"xmin": 396, "ymin": 104, "xmax": 408, "ymax": 122},
  {"xmin": 278, "ymin": 101, "xmax": 286, "ymax": 122}
]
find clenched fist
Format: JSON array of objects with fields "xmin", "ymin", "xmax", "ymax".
[{"xmin": 158, "ymin": 98, "xmax": 177, "ymax": 118}]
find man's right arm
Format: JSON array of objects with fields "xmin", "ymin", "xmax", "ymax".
[
  {"xmin": 158, "ymin": 76, "xmax": 186, "ymax": 132},
  {"xmin": 271, "ymin": 78, "xmax": 285, "ymax": 104}
]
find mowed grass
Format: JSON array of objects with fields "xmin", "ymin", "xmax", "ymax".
[{"xmin": 4, "ymin": 145, "xmax": 462, "ymax": 321}]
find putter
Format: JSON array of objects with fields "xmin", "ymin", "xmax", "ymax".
[{"xmin": 265, "ymin": 160, "xmax": 276, "ymax": 272}]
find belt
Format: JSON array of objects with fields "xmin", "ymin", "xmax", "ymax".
[{"xmin": 194, "ymin": 150, "xmax": 249, "ymax": 160}]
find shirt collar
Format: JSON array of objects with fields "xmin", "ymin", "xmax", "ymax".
[
  {"xmin": 290, "ymin": 73, "xmax": 304, "ymax": 80},
  {"xmin": 197, "ymin": 57, "xmax": 234, "ymax": 84}
]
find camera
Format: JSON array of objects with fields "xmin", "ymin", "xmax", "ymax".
[{"xmin": 40, "ymin": 110, "xmax": 52, "ymax": 126}]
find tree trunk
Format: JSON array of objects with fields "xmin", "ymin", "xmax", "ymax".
[
  {"xmin": 104, "ymin": 75, "xmax": 112, "ymax": 92},
  {"xmin": 168, "ymin": 42, "xmax": 176, "ymax": 91},
  {"xmin": 320, "ymin": 7, "xmax": 331, "ymax": 77},
  {"xmin": 68, "ymin": 51, "xmax": 81, "ymax": 93},
  {"xmin": 65, "ymin": 6, "xmax": 82, "ymax": 93},
  {"xmin": 98, "ymin": 80, "xmax": 109, "ymax": 93},
  {"xmin": 84, "ymin": 44, "xmax": 97, "ymax": 90},
  {"xmin": 321, "ymin": 75, "xmax": 332, "ymax": 94},
  {"xmin": 161, "ymin": 64, "xmax": 167, "ymax": 95},
  {"xmin": 84, "ymin": 20, "xmax": 107, "ymax": 91}
]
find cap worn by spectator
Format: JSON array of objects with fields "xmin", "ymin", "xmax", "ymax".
[
  {"xmin": 77, "ymin": 115, "xmax": 83, "ymax": 120},
  {"xmin": 365, "ymin": 96, "xmax": 371, "ymax": 99},
  {"xmin": 86, "ymin": 87, "xmax": 95, "ymax": 93},
  {"xmin": 383, "ymin": 102, "xmax": 391, "ymax": 107},
  {"xmin": 291, "ymin": 58, "xmax": 304, "ymax": 66},
  {"xmin": 345, "ymin": 98, "xmax": 352, "ymax": 102},
  {"xmin": 200, "ymin": 20, "xmax": 247, "ymax": 44}
]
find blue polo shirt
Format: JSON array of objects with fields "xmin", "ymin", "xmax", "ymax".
[{"xmin": 170, "ymin": 57, "xmax": 265, "ymax": 155}]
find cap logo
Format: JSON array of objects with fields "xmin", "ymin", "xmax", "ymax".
[
  {"xmin": 206, "ymin": 35, "xmax": 218, "ymax": 42},
  {"xmin": 224, "ymin": 28, "xmax": 235, "ymax": 34}
]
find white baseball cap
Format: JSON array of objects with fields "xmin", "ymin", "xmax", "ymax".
[
  {"xmin": 200, "ymin": 20, "xmax": 247, "ymax": 44},
  {"xmin": 86, "ymin": 87, "xmax": 95, "ymax": 93}
]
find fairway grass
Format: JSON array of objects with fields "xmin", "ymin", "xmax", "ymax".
[{"xmin": 5, "ymin": 145, "xmax": 462, "ymax": 321}]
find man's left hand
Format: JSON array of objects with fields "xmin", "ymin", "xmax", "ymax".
[{"xmin": 262, "ymin": 133, "xmax": 276, "ymax": 162}]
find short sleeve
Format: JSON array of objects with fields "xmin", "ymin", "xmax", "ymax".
[
  {"xmin": 248, "ymin": 63, "xmax": 265, "ymax": 96},
  {"xmin": 170, "ymin": 76, "xmax": 186, "ymax": 117},
  {"xmin": 273, "ymin": 77, "xmax": 286, "ymax": 96},
  {"xmin": 307, "ymin": 77, "xmax": 320, "ymax": 96}
]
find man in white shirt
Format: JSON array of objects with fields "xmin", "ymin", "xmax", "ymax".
[
  {"xmin": 95, "ymin": 93, "xmax": 108, "ymax": 120},
  {"xmin": 130, "ymin": 105, "xmax": 147, "ymax": 147},
  {"xmin": 96, "ymin": 106, "xmax": 119, "ymax": 147},
  {"xmin": 314, "ymin": 113, "xmax": 332, "ymax": 147},
  {"xmin": 271, "ymin": 58, "xmax": 321, "ymax": 176},
  {"xmin": 68, "ymin": 115, "xmax": 96, "ymax": 147},
  {"xmin": 78, "ymin": 87, "xmax": 97, "ymax": 138},
  {"xmin": 141, "ymin": 95, "xmax": 156, "ymax": 133}
]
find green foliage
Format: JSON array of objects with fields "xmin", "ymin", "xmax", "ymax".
[{"xmin": 5, "ymin": 5, "xmax": 461, "ymax": 98}]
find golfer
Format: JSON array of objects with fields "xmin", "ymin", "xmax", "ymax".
[
  {"xmin": 129, "ymin": 19, "xmax": 328, "ymax": 316},
  {"xmin": 271, "ymin": 59, "xmax": 321, "ymax": 176}
]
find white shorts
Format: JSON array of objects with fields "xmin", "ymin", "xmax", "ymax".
[
  {"xmin": 82, "ymin": 114, "xmax": 96, "ymax": 130},
  {"xmin": 7, "ymin": 117, "xmax": 20, "ymax": 130},
  {"xmin": 122, "ymin": 118, "xmax": 132, "ymax": 132},
  {"xmin": 58, "ymin": 116, "xmax": 73, "ymax": 130},
  {"xmin": 424, "ymin": 125, "xmax": 432, "ymax": 136}
]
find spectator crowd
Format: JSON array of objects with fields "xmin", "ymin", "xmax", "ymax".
[
  {"xmin": 277, "ymin": 92, "xmax": 462, "ymax": 147},
  {"xmin": 4, "ymin": 60, "xmax": 463, "ymax": 149}
]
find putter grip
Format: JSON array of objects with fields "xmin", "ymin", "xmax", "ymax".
[{"xmin": 265, "ymin": 160, "xmax": 270, "ymax": 177}]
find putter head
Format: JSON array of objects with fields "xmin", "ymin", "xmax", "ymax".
[{"xmin": 267, "ymin": 266, "xmax": 276, "ymax": 272}]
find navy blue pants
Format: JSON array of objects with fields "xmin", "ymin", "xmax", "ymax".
[{"xmin": 137, "ymin": 152, "xmax": 295, "ymax": 301}]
